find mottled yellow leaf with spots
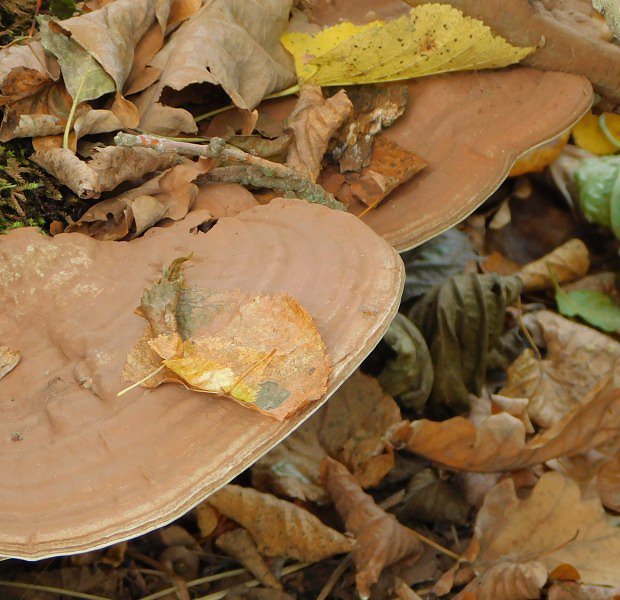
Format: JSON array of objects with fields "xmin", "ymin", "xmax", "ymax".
[{"xmin": 281, "ymin": 4, "xmax": 535, "ymax": 86}]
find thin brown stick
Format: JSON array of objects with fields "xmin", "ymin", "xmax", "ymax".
[{"xmin": 114, "ymin": 132, "xmax": 344, "ymax": 211}]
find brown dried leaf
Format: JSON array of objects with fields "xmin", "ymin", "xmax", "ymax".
[
  {"xmin": 501, "ymin": 310, "xmax": 620, "ymax": 427},
  {"xmin": 216, "ymin": 528, "xmax": 282, "ymax": 589},
  {"xmin": 472, "ymin": 471, "xmax": 620, "ymax": 587},
  {"xmin": 66, "ymin": 159, "xmax": 212, "ymax": 239},
  {"xmin": 208, "ymin": 485, "xmax": 356, "ymax": 561},
  {"xmin": 135, "ymin": 0, "xmax": 295, "ymax": 135},
  {"xmin": 548, "ymin": 581, "xmax": 620, "ymax": 600},
  {"xmin": 321, "ymin": 135, "xmax": 427, "ymax": 210},
  {"xmin": 31, "ymin": 146, "xmax": 180, "ymax": 199},
  {"xmin": 331, "ymin": 83, "xmax": 408, "ymax": 172},
  {"xmin": 194, "ymin": 502, "xmax": 219, "ymax": 538},
  {"xmin": 517, "ymin": 238, "xmax": 590, "ymax": 291},
  {"xmin": 0, "ymin": 346, "xmax": 20, "ymax": 380},
  {"xmin": 285, "ymin": 85, "xmax": 353, "ymax": 182},
  {"xmin": 253, "ymin": 371, "xmax": 401, "ymax": 501},
  {"xmin": 391, "ymin": 382, "xmax": 620, "ymax": 472},
  {"xmin": 596, "ymin": 452, "xmax": 620, "ymax": 512},
  {"xmin": 321, "ymin": 457, "xmax": 423, "ymax": 598},
  {"xmin": 454, "ymin": 560, "xmax": 548, "ymax": 600}
]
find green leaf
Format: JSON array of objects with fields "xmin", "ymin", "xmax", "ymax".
[
  {"xmin": 555, "ymin": 288, "xmax": 620, "ymax": 333},
  {"xmin": 401, "ymin": 228, "xmax": 480, "ymax": 301},
  {"xmin": 377, "ymin": 313, "xmax": 433, "ymax": 413},
  {"xmin": 574, "ymin": 155, "xmax": 620, "ymax": 239},
  {"xmin": 38, "ymin": 15, "xmax": 115, "ymax": 103},
  {"xmin": 50, "ymin": 0, "xmax": 79, "ymax": 19},
  {"xmin": 409, "ymin": 273, "xmax": 523, "ymax": 417}
]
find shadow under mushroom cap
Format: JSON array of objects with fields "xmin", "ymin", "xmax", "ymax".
[{"xmin": 0, "ymin": 199, "xmax": 403, "ymax": 559}]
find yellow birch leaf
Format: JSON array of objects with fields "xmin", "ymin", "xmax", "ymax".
[
  {"xmin": 281, "ymin": 4, "xmax": 535, "ymax": 86},
  {"xmin": 572, "ymin": 111, "xmax": 620, "ymax": 155}
]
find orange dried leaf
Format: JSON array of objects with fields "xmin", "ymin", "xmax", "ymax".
[
  {"xmin": 321, "ymin": 457, "xmax": 423, "ymax": 598},
  {"xmin": 549, "ymin": 564, "xmax": 581, "ymax": 581},
  {"xmin": 208, "ymin": 485, "xmax": 356, "ymax": 562}
]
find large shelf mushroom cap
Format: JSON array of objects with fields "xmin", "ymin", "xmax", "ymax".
[
  {"xmin": 258, "ymin": 68, "xmax": 592, "ymax": 251},
  {"xmin": 0, "ymin": 199, "xmax": 403, "ymax": 559}
]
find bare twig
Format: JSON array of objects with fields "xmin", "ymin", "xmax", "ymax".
[{"xmin": 114, "ymin": 132, "xmax": 344, "ymax": 211}]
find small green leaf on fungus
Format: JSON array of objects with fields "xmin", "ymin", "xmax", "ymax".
[
  {"xmin": 574, "ymin": 155, "xmax": 620, "ymax": 239},
  {"xmin": 409, "ymin": 273, "xmax": 523, "ymax": 416},
  {"xmin": 38, "ymin": 16, "xmax": 115, "ymax": 103},
  {"xmin": 555, "ymin": 288, "xmax": 620, "ymax": 333},
  {"xmin": 281, "ymin": 4, "xmax": 534, "ymax": 86}
]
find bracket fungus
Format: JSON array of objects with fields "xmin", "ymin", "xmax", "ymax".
[{"xmin": 0, "ymin": 199, "xmax": 403, "ymax": 559}]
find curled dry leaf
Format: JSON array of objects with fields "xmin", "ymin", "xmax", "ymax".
[
  {"xmin": 391, "ymin": 382, "xmax": 620, "ymax": 472},
  {"xmin": 409, "ymin": 273, "xmax": 523, "ymax": 416},
  {"xmin": 454, "ymin": 560, "xmax": 548, "ymax": 600},
  {"xmin": 253, "ymin": 371, "xmax": 401, "ymax": 501},
  {"xmin": 216, "ymin": 528, "xmax": 282, "ymax": 589},
  {"xmin": 321, "ymin": 457, "xmax": 423, "ymax": 599},
  {"xmin": 0, "ymin": 346, "xmax": 21, "ymax": 380},
  {"xmin": 516, "ymin": 238, "xmax": 590, "ymax": 292},
  {"xmin": 123, "ymin": 257, "xmax": 331, "ymax": 419},
  {"xmin": 31, "ymin": 146, "xmax": 180, "ymax": 199},
  {"xmin": 285, "ymin": 85, "xmax": 353, "ymax": 182},
  {"xmin": 282, "ymin": 4, "xmax": 534, "ymax": 86},
  {"xmin": 472, "ymin": 471, "xmax": 620, "ymax": 587},
  {"xmin": 208, "ymin": 485, "xmax": 356, "ymax": 561},
  {"xmin": 135, "ymin": 0, "xmax": 295, "ymax": 135},
  {"xmin": 502, "ymin": 310, "xmax": 620, "ymax": 427},
  {"xmin": 66, "ymin": 159, "xmax": 212, "ymax": 240}
]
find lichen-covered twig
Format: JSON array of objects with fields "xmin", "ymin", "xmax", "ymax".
[{"xmin": 114, "ymin": 132, "xmax": 344, "ymax": 211}]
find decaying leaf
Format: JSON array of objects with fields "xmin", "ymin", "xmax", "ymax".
[
  {"xmin": 321, "ymin": 457, "xmax": 423, "ymax": 598},
  {"xmin": 330, "ymin": 83, "xmax": 408, "ymax": 172},
  {"xmin": 281, "ymin": 4, "xmax": 534, "ymax": 86},
  {"xmin": 517, "ymin": 238, "xmax": 590, "ymax": 291},
  {"xmin": 66, "ymin": 159, "xmax": 212, "ymax": 240},
  {"xmin": 0, "ymin": 346, "xmax": 21, "ymax": 380},
  {"xmin": 596, "ymin": 451, "xmax": 620, "ymax": 512},
  {"xmin": 31, "ymin": 146, "xmax": 180, "ymax": 199},
  {"xmin": 123, "ymin": 258, "xmax": 331, "ymax": 419},
  {"xmin": 377, "ymin": 313, "xmax": 433, "ymax": 412},
  {"xmin": 393, "ymin": 468, "xmax": 470, "ymax": 526},
  {"xmin": 135, "ymin": 0, "xmax": 296, "ymax": 135},
  {"xmin": 391, "ymin": 382, "xmax": 620, "ymax": 472},
  {"xmin": 208, "ymin": 485, "xmax": 356, "ymax": 561},
  {"xmin": 253, "ymin": 370, "xmax": 401, "ymax": 500},
  {"xmin": 501, "ymin": 310, "xmax": 620, "ymax": 427},
  {"xmin": 320, "ymin": 135, "xmax": 427, "ymax": 211},
  {"xmin": 400, "ymin": 229, "xmax": 480, "ymax": 301},
  {"xmin": 472, "ymin": 472, "xmax": 620, "ymax": 587},
  {"xmin": 216, "ymin": 528, "xmax": 282, "ymax": 589},
  {"xmin": 194, "ymin": 502, "xmax": 219, "ymax": 538},
  {"xmin": 285, "ymin": 85, "xmax": 353, "ymax": 182},
  {"xmin": 409, "ymin": 273, "xmax": 523, "ymax": 416},
  {"xmin": 548, "ymin": 581, "xmax": 620, "ymax": 600}
]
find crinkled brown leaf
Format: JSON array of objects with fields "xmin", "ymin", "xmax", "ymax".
[
  {"xmin": 66, "ymin": 159, "xmax": 212, "ymax": 239},
  {"xmin": 377, "ymin": 313, "xmax": 433, "ymax": 412},
  {"xmin": 123, "ymin": 259, "xmax": 331, "ymax": 419},
  {"xmin": 135, "ymin": 0, "xmax": 296, "ymax": 135},
  {"xmin": 31, "ymin": 146, "xmax": 180, "ymax": 199},
  {"xmin": 253, "ymin": 371, "xmax": 401, "ymax": 500},
  {"xmin": 208, "ymin": 485, "xmax": 355, "ymax": 561},
  {"xmin": 409, "ymin": 273, "xmax": 523, "ymax": 416},
  {"xmin": 392, "ymin": 382, "xmax": 620, "ymax": 472},
  {"xmin": 216, "ymin": 528, "xmax": 282, "ymax": 589},
  {"xmin": 321, "ymin": 135, "xmax": 427, "ymax": 211},
  {"xmin": 501, "ymin": 310, "xmax": 620, "ymax": 427},
  {"xmin": 321, "ymin": 457, "xmax": 423, "ymax": 598},
  {"xmin": 285, "ymin": 85, "xmax": 352, "ymax": 182},
  {"xmin": 454, "ymin": 560, "xmax": 548, "ymax": 600},
  {"xmin": 472, "ymin": 471, "xmax": 620, "ymax": 587},
  {"xmin": 330, "ymin": 83, "xmax": 408, "ymax": 172},
  {"xmin": 517, "ymin": 238, "xmax": 590, "ymax": 292},
  {"xmin": 0, "ymin": 346, "xmax": 20, "ymax": 380}
]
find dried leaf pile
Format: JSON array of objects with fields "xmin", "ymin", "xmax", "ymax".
[{"xmin": 1, "ymin": 0, "xmax": 620, "ymax": 599}]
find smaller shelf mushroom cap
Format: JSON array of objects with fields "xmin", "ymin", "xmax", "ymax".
[{"xmin": 0, "ymin": 199, "xmax": 404, "ymax": 559}]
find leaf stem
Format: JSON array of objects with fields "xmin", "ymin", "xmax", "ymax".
[
  {"xmin": 0, "ymin": 580, "xmax": 111, "ymax": 600},
  {"xmin": 117, "ymin": 364, "xmax": 165, "ymax": 397},
  {"xmin": 63, "ymin": 77, "xmax": 86, "ymax": 150}
]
